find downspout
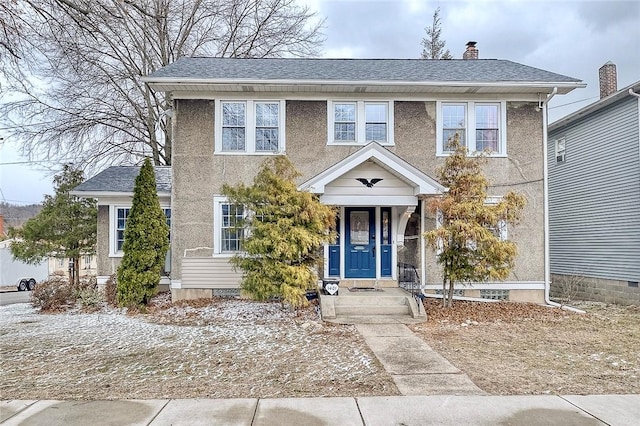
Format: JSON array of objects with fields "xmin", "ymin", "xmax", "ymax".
[{"xmin": 541, "ymin": 89, "xmax": 584, "ymax": 313}]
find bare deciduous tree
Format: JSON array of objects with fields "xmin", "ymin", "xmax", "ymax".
[
  {"xmin": 0, "ymin": 0, "xmax": 324, "ymax": 171},
  {"xmin": 420, "ymin": 7, "xmax": 452, "ymax": 60}
]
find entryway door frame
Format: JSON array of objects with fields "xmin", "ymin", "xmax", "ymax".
[{"xmin": 332, "ymin": 206, "xmax": 398, "ymax": 281}]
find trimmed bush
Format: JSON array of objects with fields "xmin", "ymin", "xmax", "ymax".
[{"xmin": 30, "ymin": 276, "xmax": 75, "ymax": 312}]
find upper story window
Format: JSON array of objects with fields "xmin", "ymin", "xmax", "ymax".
[
  {"xmin": 437, "ymin": 101, "xmax": 506, "ymax": 157},
  {"xmin": 215, "ymin": 100, "xmax": 285, "ymax": 154},
  {"xmin": 328, "ymin": 100, "xmax": 394, "ymax": 145},
  {"xmin": 110, "ymin": 206, "xmax": 171, "ymax": 256},
  {"xmin": 555, "ymin": 138, "xmax": 566, "ymax": 163}
]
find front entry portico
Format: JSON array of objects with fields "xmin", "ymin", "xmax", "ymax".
[{"xmin": 300, "ymin": 142, "xmax": 446, "ymax": 284}]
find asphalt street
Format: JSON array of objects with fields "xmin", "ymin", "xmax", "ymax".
[{"xmin": 0, "ymin": 290, "xmax": 30, "ymax": 306}]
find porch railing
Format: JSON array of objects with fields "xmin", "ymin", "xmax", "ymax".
[{"xmin": 397, "ymin": 262, "xmax": 423, "ymax": 301}]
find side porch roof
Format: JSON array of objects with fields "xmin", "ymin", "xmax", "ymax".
[{"xmin": 70, "ymin": 166, "xmax": 172, "ymax": 199}]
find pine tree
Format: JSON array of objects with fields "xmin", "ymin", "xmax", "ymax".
[
  {"xmin": 421, "ymin": 7, "xmax": 453, "ymax": 59},
  {"xmin": 424, "ymin": 136, "xmax": 526, "ymax": 307},
  {"xmin": 116, "ymin": 158, "xmax": 169, "ymax": 307},
  {"xmin": 223, "ymin": 156, "xmax": 336, "ymax": 308},
  {"xmin": 9, "ymin": 164, "xmax": 97, "ymax": 285}
]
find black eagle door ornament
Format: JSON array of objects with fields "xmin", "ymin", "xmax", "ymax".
[{"xmin": 356, "ymin": 178, "xmax": 383, "ymax": 188}]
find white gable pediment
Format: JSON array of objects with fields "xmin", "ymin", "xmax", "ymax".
[{"xmin": 300, "ymin": 142, "xmax": 445, "ymax": 206}]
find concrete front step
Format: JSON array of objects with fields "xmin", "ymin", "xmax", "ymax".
[
  {"xmin": 335, "ymin": 304, "xmax": 411, "ymax": 316},
  {"xmin": 320, "ymin": 287, "xmax": 427, "ymax": 323}
]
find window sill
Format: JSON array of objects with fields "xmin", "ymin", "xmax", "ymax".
[
  {"xmin": 436, "ymin": 152, "xmax": 508, "ymax": 158},
  {"xmin": 328, "ymin": 141, "xmax": 394, "ymax": 147},
  {"xmin": 214, "ymin": 151, "xmax": 284, "ymax": 156},
  {"xmin": 108, "ymin": 252, "xmax": 124, "ymax": 258},
  {"xmin": 212, "ymin": 253, "xmax": 240, "ymax": 258}
]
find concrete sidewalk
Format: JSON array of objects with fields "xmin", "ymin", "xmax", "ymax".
[
  {"xmin": 2, "ymin": 395, "xmax": 639, "ymax": 425},
  {"xmin": 356, "ymin": 323, "xmax": 484, "ymax": 395}
]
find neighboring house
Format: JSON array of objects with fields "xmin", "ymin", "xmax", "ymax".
[
  {"xmin": 73, "ymin": 42, "xmax": 584, "ymax": 303},
  {"xmin": 548, "ymin": 61, "xmax": 640, "ymax": 305},
  {"xmin": 48, "ymin": 254, "xmax": 98, "ymax": 278}
]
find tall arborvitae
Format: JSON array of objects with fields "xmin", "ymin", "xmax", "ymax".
[
  {"xmin": 116, "ymin": 158, "xmax": 169, "ymax": 307},
  {"xmin": 223, "ymin": 156, "xmax": 336, "ymax": 308}
]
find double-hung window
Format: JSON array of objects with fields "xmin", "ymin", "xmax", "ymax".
[
  {"xmin": 328, "ymin": 100, "xmax": 394, "ymax": 145},
  {"xmin": 115, "ymin": 207, "xmax": 130, "ymax": 252},
  {"xmin": 221, "ymin": 102, "xmax": 246, "ymax": 151},
  {"xmin": 111, "ymin": 206, "xmax": 171, "ymax": 256},
  {"xmin": 215, "ymin": 100, "xmax": 285, "ymax": 154},
  {"xmin": 437, "ymin": 101, "xmax": 506, "ymax": 156},
  {"xmin": 214, "ymin": 197, "xmax": 246, "ymax": 255}
]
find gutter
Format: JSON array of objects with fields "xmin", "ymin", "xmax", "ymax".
[{"xmin": 541, "ymin": 88, "xmax": 584, "ymax": 314}]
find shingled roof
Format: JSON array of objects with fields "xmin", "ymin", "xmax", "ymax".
[
  {"xmin": 72, "ymin": 166, "xmax": 171, "ymax": 196},
  {"xmin": 146, "ymin": 57, "xmax": 580, "ymax": 83},
  {"xmin": 142, "ymin": 57, "xmax": 583, "ymax": 95}
]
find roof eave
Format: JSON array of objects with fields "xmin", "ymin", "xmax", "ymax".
[
  {"xmin": 550, "ymin": 81, "xmax": 640, "ymax": 131},
  {"xmin": 143, "ymin": 77, "xmax": 584, "ymax": 95},
  {"xmin": 70, "ymin": 190, "xmax": 171, "ymax": 199}
]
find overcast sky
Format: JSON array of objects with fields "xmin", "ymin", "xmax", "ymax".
[{"xmin": 1, "ymin": 0, "xmax": 639, "ymax": 206}]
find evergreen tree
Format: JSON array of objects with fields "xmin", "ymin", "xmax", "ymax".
[
  {"xmin": 223, "ymin": 156, "xmax": 336, "ymax": 307},
  {"xmin": 116, "ymin": 158, "xmax": 169, "ymax": 307},
  {"xmin": 9, "ymin": 164, "xmax": 96, "ymax": 285},
  {"xmin": 424, "ymin": 136, "xmax": 526, "ymax": 307},
  {"xmin": 421, "ymin": 7, "xmax": 452, "ymax": 59}
]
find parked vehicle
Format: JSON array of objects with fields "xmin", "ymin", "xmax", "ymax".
[{"xmin": 0, "ymin": 239, "xmax": 48, "ymax": 291}]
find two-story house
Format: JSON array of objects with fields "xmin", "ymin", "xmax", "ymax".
[
  {"xmin": 73, "ymin": 42, "xmax": 584, "ymax": 309},
  {"xmin": 548, "ymin": 62, "xmax": 640, "ymax": 305}
]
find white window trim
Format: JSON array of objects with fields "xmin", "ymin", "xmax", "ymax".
[
  {"xmin": 214, "ymin": 99, "xmax": 286, "ymax": 155},
  {"xmin": 213, "ymin": 196, "xmax": 246, "ymax": 257},
  {"xmin": 555, "ymin": 138, "xmax": 566, "ymax": 163},
  {"xmin": 327, "ymin": 100, "xmax": 394, "ymax": 146},
  {"xmin": 436, "ymin": 101, "xmax": 507, "ymax": 157},
  {"xmin": 109, "ymin": 205, "xmax": 171, "ymax": 257}
]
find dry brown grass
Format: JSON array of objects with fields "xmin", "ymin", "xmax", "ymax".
[
  {"xmin": 0, "ymin": 294, "xmax": 397, "ymax": 400},
  {"xmin": 410, "ymin": 299, "xmax": 640, "ymax": 395}
]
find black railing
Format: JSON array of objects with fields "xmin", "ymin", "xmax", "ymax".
[{"xmin": 397, "ymin": 262, "xmax": 422, "ymax": 301}]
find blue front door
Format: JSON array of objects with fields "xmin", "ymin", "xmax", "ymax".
[{"xmin": 345, "ymin": 207, "xmax": 376, "ymax": 278}]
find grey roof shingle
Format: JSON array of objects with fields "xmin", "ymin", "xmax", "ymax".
[
  {"xmin": 73, "ymin": 166, "xmax": 171, "ymax": 194},
  {"xmin": 145, "ymin": 57, "xmax": 581, "ymax": 83}
]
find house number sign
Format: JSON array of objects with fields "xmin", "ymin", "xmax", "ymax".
[{"xmin": 325, "ymin": 282, "xmax": 339, "ymax": 295}]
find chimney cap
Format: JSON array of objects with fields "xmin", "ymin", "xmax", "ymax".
[{"xmin": 466, "ymin": 41, "xmax": 477, "ymax": 47}]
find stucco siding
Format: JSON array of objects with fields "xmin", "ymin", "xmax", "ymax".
[
  {"xmin": 96, "ymin": 205, "xmax": 119, "ymax": 277},
  {"xmin": 171, "ymin": 98, "xmax": 545, "ymax": 291},
  {"xmin": 548, "ymin": 96, "xmax": 640, "ymax": 282},
  {"xmin": 421, "ymin": 102, "xmax": 545, "ymax": 285}
]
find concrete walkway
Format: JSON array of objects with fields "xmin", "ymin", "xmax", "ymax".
[
  {"xmin": 3, "ymin": 395, "xmax": 640, "ymax": 425},
  {"xmin": 356, "ymin": 323, "xmax": 484, "ymax": 395}
]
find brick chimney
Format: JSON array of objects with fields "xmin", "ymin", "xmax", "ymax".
[
  {"xmin": 599, "ymin": 61, "xmax": 617, "ymax": 99},
  {"xmin": 463, "ymin": 41, "xmax": 478, "ymax": 60}
]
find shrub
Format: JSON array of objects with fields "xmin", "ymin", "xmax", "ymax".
[{"xmin": 30, "ymin": 276, "xmax": 76, "ymax": 312}]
